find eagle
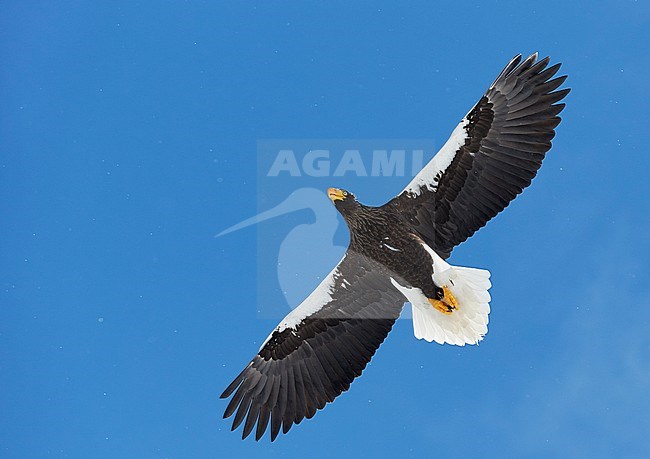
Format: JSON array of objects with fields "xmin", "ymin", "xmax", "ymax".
[{"xmin": 220, "ymin": 52, "xmax": 569, "ymax": 441}]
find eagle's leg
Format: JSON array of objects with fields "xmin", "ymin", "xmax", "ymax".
[{"xmin": 428, "ymin": 286, "xmax": 459, "ymax": 315}]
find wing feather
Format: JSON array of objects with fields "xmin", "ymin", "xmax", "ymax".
[
  {"xmin": 220, "ymin": 251, "xmax": 406, "ymax": 441},
  {"xmin": 391, "ymin": 53, "xmax": 569, "ymax": 258}
]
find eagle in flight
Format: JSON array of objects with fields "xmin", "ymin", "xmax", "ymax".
[{"xmin": 220, "ymin": 52, "xmax": 569, "ymax": 441}]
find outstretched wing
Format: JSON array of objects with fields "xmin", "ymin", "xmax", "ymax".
[
  {"xmin": 390, "ymin": 53, "xmax": 569, "ymax": 258},
  {"xmin": 220, "ymin": 251, "xmax": 406, "ymax": 441}
]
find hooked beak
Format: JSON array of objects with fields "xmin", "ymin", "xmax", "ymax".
[{"xmin": 327, "ymin": 188, "xmax": 345, "ymax": 202}]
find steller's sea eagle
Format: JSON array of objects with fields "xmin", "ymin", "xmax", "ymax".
[{"xmin": 220, "ymin": 52, "xmax": 569, "ymax": 441}]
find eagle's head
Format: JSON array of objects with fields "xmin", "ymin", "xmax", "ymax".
[{"xmin": 327, "ymin": 187, "xmax": 359, "ymax": 215}]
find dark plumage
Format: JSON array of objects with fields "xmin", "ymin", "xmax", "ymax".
[
  {"xmin": 220, "ymin": 53, "xmax": 569, "ymax": 441},
  {"xmin": 335, "ymin": 192, "xmax": 444, "ymax": 301},
  {"xmin": 392, "ymin": 54, "xmax": 569, "ymax": 258}
]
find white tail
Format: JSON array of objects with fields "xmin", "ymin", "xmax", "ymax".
[{"xmin": 392, "ymin": 245, "xmax": 492, "ymax": 346}]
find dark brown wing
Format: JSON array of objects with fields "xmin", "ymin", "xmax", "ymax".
[
  {"xmin": 391, "ymin": 53, "xmax": 569, "ymax": 258},
  {"xmin": 220, "ymin": 250, "xmax": 406, "ymax": 441}
]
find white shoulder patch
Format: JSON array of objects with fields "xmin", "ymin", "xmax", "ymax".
[
  {"xmin": 259, "ymin": 257, "xmax": 343, "ymax": 349},
  {"xmin": 402, "ymin": 117, "xmax": 469, "ymax": 196}
]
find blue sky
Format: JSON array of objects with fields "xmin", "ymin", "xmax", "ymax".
[{"xmin": 1, "ymin": 1, "xmax": 649, "ymax": 458}]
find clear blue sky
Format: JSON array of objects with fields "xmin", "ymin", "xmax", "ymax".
[{"xmin": 2, "ymin": 1, "xmax": 649, "ymax": 458}]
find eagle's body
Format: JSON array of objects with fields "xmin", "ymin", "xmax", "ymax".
[
  {"xmin": 341, "ymin": 199, "xmax": 441, "ymax": 301},
  {"xmin": 220, "ymin": 53, "xmax": 570, "ymax": 441}
]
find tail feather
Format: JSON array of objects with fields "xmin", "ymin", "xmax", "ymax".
[
  {"xmin": 414, "ymin": 258, "xmax": 492, "ymax": 345},
  {"xmin": 390, "ymin": 242, "xmax": 493, "ymax": 346}
]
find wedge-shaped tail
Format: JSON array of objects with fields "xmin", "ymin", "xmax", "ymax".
[{"xmin": 392, "ymin": 246, "xmax": 492, "ymax": 346}]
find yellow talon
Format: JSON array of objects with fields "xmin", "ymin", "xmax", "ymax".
[
  {"xmin": 429, "ymin": 299, "xmax": 453, "ymax": 315},
  {"xmin": 442, "ymin": 286, "xmax": 458, "ymax": 308},
  {"xmin": 428, "ymin": 286, "xmax": 459, "ymax": 315}
]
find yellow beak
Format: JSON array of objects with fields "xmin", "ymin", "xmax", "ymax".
[{"xmin": 327, "ymin": 187, "xmax": 346, "ymax": 202}]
